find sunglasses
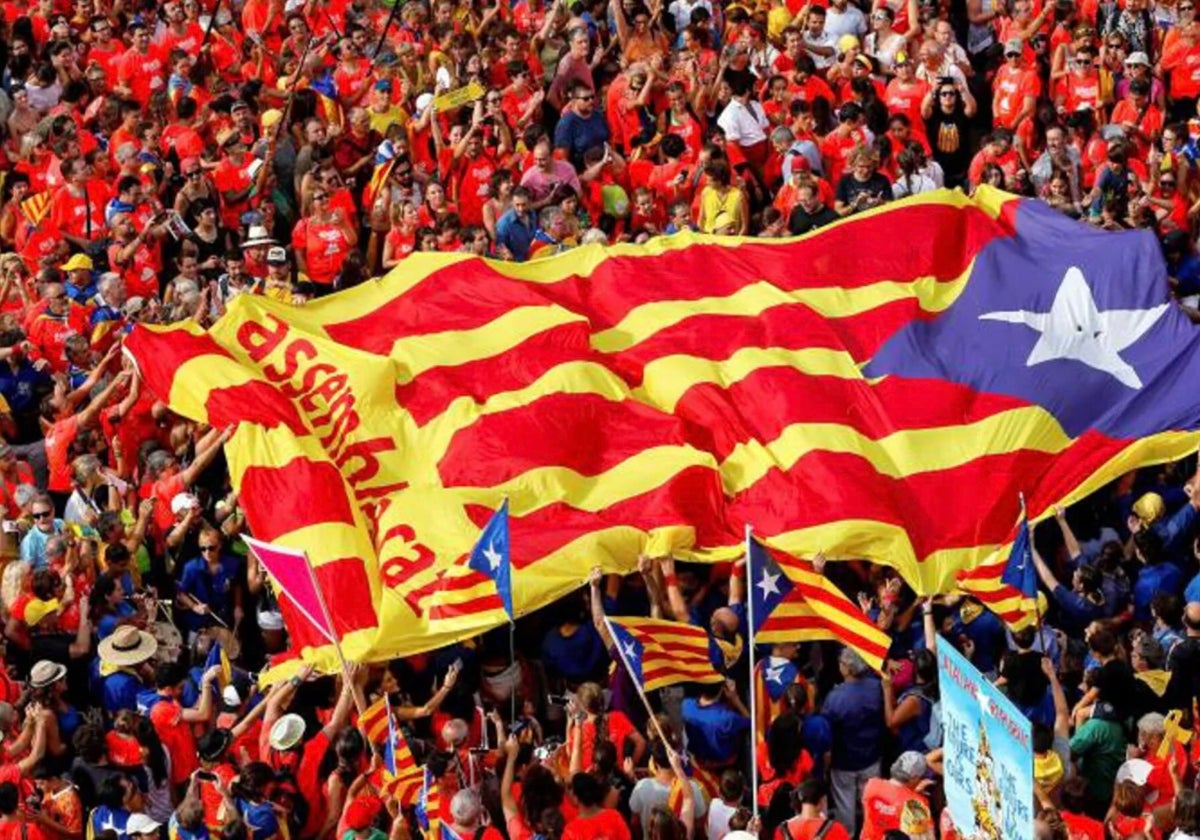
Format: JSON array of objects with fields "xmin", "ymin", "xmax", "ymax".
[
  {"xmin": 576, "ymin": 94, "xmax": 594, "ymax": 101},
  {"xmin": 32, "ymin": 511, "xmax": 52, "ymax": 519},
  {"xmin": 312, "ymin": 193, "xmax": 329, "ymax": 201},
  {"xmin": 200, "ymin": 544, "xmax": 219, "ymax": 552},
  {"xmin": 1162, "ymin": 180, "xmax": 1177, "ymax": 186}
]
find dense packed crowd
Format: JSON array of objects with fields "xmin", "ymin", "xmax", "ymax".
[{"xmin": 0, "ymin": 0, "xmax": 1198, "ymax": 837}]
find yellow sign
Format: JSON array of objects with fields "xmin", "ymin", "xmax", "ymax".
[{"xmin": 432, "ymin": 81, "xmax": 486, "ymax": 111}]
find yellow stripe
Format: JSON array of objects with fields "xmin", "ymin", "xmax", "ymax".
[
  {"xmin": 592, "ymin": 273, "xmax": 969, "ymax": 355},
  {"xmin": 723, "ymin": 406, "xmax": 1071, "ymax": 494},
  {"xmin": 634, "ymin": 346, "xmax": 861, "ymax": 413},
  {"xmin": 388, "ymin": 306, "xmax": 586, "ymax": 382}
]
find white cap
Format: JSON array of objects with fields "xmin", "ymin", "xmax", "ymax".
[
  {"xmin": 171, "ymin": 492, "xmax": 198, "ymax": 515},
  {"xmin": 222, "ymin": 685, "xmax": 242, "ymax": 707},
  {"xmin": 127, "ymin": 814, "xmax": 162, "ymax": 836},
  {"xmin": 1116, "ymin": 758, "xmax": 1153, "ymax": 786},
  {"xmin": 416, "ymin": 93, "xmax": 434, "ymax": 114},
  {"xmin": 258, "ymin": 610, "xmax": 284, "ymax": 631}
]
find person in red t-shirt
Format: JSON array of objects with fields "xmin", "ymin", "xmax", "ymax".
[
  {"xmin": 292, "ymin": 192, "xmax": 358, "ymax": 293},
  {"xmin": 993, "ymin": 40, "xmax": 1040, "ymax": 130},
  {"xmin": 451, "ymin": 124, "xmax": 504, "ymax": 228},
  {"xmin": 146, "ymin": 426, "xmax": 230, "ymax": 535},
  {"xmin": 115, "ymin": 22, "xmax": 166, "ymax": 106},
  {"xmin": 774, "ymin": 779, "xmax": 851, "ymax": 840},
  {"xmin": 561, "ymin": 773, "xmax": 630, "ymax": 840},
  {"xmin": 149, "ymin": 660, "xmax": 222, "ymax": 791}
]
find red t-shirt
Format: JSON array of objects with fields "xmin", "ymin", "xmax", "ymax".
[
  {"xmin": 213, "ymin": 157, "xmax": 254, "ymax": 229},
  {"xmin": 117, "ymin": 45, "xmax": 167, "ymax": 105},
  {"xmin": 291, "ymin": 218, "xmax": 353, "ymax": 286},
  {"xmin": 149, "ymin": 696, "xmax": 200, "ymax": 784},
  {"xmin": 453, "ymin": 152, "xmax": 498, "ymax": 227},
  {"xmin": 151, "ymin": 472, "xmax": 187, "ymax": 533},
  {"xmin": 561, "ymin": 809, "xmax": 630, "ymax": 840},
  {"xmin": 45, "ymin": 415, "xmax": 80, "ymax": 494}
]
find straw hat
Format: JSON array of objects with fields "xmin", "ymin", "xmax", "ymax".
[
  {"xmin": 98, "ymin": 625, "xmax": 158, "ymax": 667},
  {"xmin": 269, "ymin": 713, "xmax": 306, "ymax": 751},
  {"xmin": 242, "ymin": 226, "xmax": 277, "ymax": 248},
  {"xmin": 29, "ymin": 659, "xmax": 66, "ymax": 688}
]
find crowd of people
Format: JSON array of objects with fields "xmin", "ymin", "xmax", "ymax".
[{"xmin": 0, "ymin": 0, "xmax": 1198, "ymax": 838}]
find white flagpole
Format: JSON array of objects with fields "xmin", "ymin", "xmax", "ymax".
[
  {"xmin": 744, "ymin": 524, "xmax": 759, "ymax": 819},
  {"xmin": 602, "ymin": 615, "xmax": 672, "ymax": 746}
]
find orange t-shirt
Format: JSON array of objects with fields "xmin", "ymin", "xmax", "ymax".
[
  {"xmin": 149, "ymin": 696, "xmax": 200, "ymax": 784},
  {"xmin": 993, "ymin": 64, "xmax": 1040, "ymax": 128}
]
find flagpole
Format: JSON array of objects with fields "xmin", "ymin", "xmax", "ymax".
[
  {"xmin": 744, "ymin": 525, "xmax": 759, "ymax": 820},
  {"xmin": 303, "ymin": 550, "xmax": 368, "ymax": 716}
]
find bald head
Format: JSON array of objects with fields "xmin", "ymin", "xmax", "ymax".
[{"xmin": 1185, "ymin": 601, "xmax": 1200, "ymax": 633}]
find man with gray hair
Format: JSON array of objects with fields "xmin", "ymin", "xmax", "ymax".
[
  {"xmin": 820, "ymin": 647, "xmax": 883, "ymax": 834},
  {"xmin": 860, "ymin": 751, "xmax": 935, "ymax": 839},
  {"xmin": 447, "ymin": 789, "xmax": 501, "ymax": 840}
]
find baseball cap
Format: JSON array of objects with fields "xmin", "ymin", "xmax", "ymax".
[
  {"xmin": 266, "ymin": 246, "xmax": 289, "ymax": 266},
  {"xmin": 891, "ymin": 751, "xmax": 928, "ymax": 783},
  {"xmin": 1125, "ymin": 50, "xmax": 1151, "ymax": 67},
  {"xmin": 1004, "ymin": 38, "xmax": 1023, "ymax": 56},
  {"xmin": 127, "ymin": 814, "xmax": 162, "ymax": 836}
]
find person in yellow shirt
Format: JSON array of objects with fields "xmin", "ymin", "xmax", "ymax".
[{"xmin": 366, "ymin": 80, "xmax": 409, "ymax": 136}]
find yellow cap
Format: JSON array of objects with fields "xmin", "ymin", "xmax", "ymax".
[{"xmin": 1133, "ymin": 492, "xmax": 1166, "ymax": 526}]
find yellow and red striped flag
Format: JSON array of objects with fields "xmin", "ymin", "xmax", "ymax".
[
  {"xmin": 379, "ymin": 765, "xmax": 423, "ymax": 806},
  {"xmin": 358, "ymin": 696, "xmax": 389, "ymax": 744},
  {"xmin": 123, "ymin": 188, "xmax": 1200, "ymax": 676},
  {"xmin": 604, "ymin": 616, "xmax": 724, "ymax": 692},
  {"xmin": 746, "ymin": 532, "xmax": 890, "ymax": 672},
  {"xmin": 957, "ymin": 508, "xmax": 1041, "ymax": 630},
  {"xmin": 20, "ymin": 192, "xmax": 52, "ymax": 226}
]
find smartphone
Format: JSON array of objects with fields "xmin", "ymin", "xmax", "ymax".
[
  {"xmin": 195, "ymin": 771, "xmax": 218, "ymax": 782},
  {"xmin": 547, "ymin": 693, "xmax": 570, "ymax": 706}
]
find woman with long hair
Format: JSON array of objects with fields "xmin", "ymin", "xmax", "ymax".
[
  {"xmin": 135, "ymin": 717, "xmax": 172, "ymax": 822},
  {"xmin": 882, "ymin": 649, "xmax": 940, "ymax": 754}
]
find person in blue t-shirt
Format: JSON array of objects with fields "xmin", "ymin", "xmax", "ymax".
[
  {"xmin": 680, "ymin": 680, "xmax": 750, "ymax": 766},
  {"xmin": 821, "ymin": 648, "xmax": 883, "ymax": 835},
  {"xmin": 176, "ymin": 527, "xmax": 241, "ymax": 641},
  {"xmin": 1130, "ymin": 529, "xmax": 1184, "ymax": 623}
]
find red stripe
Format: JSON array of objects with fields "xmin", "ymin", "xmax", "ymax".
[
  {"xmin": 733, "ymin": 432, "xmax": 1130, "ymax": 562},
  {"xmin": 240, "ymin": 458, "xmax": 356, "ymax": 540},
  {"xmin": 437, "ymin": 393, "xmax": 686, "ymax": 488},
  {"xmin": 127, "ymin": 325, "xmax": 232, "ymax": 404},
  {"xmin": 428, "ymin": 592, "xmax": 505, "ymax": 621},
  {"xmin": 206, "ymin": 380, "xmax": 307, "ymax": 436},
  {"xmin": 465, "ymin": 465, "xmax": 740, "ymax": 567},
  {"xmin": 325, "ymin": 202, "xmax": 1007, "ymax": 357},
  {"xmin": 678, "ymin": 371, "xmax": 1036, "ymax": 463},
  {"xmin": 395, "ymin": 321, "xmax": 593, "ymax": 426}
]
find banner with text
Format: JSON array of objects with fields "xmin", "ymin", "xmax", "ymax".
[{"xmin": 938, "ymin": 636, "xmax": 1033, "ymax": 840}]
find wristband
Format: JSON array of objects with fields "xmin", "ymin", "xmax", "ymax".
[{"xmin": 664, "ymin": 573, "xmax": 678, "ymax": 588}]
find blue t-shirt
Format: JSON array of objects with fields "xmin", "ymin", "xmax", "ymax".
[
  {"xmin": 680, "ymin": 697, "xmax": 749, "ymax": 764},
  {"xmin": 178, "ymin": 555, "xmax": 240, "ymax": 632},
  {"xmin": 237, "ymin": 798, "xmax": 280, "ymax": 840},
  {"xmin": 541, "ymin": 622, "xmax": 606, "ymax": 682},
  {"xmin": 102, "ymin": 670, "xmax": 146, "ymax": 714},
  {"xmin": 821, "ymin": 676, "xmax": 884, "ymax": 771},
  {"xmin": 552, "ymin": 111, "xmax": 610, "ymax": 168},
  {"xmin": 1133, "ymin": 562, "xmax": 1183, "ymax": 622}
]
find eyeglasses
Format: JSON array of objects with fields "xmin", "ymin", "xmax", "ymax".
[
  {"xmin": 32, "ymin": 511, "xmax": 52, "ymax": 519},
  {"xmin": 576, "ymin": 94, "xmax": 594, "ymax": 101},
  {"xmin": 938, "ymin": 90, "xmax": 957, "ymax": 97},
  {"xmin": 200, "ymin": 544, "xmax": 219, "ymax": 552},
  {"xmin": 312, "ymin": 193, "xmax": 329, "ymax": 201},
  {"xmin": 186, "ymin": 170, "xmax": 202, "ymax": 178},
  {"xmin": 1162, "ymin": 180, "xmax": 1177, "ymax": 186}
]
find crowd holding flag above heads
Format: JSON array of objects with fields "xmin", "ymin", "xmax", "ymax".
[{"xmin": 12, "ymin": 0, "xmax": 1200, "ymax": 823}]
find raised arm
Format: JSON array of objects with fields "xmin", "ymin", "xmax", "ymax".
[{"xmin": 1053, "ymin": 505, "xmax": 1082, "ymax": 560}]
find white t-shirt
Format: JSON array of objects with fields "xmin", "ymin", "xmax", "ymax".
[
  {"xmin": 717, "ymin": 98, "xmax": 769, "ymax": 146},
  {"xmin": 804, "ymin": 31, "xmax": 838, "ymax": 68},
  {"xmin": 824, "ymin": 4, "xmax": 867, "ymax": 42},
  {"xmin": 707, "ymin": 798, "xmax": 740, "ymax": 840},
  {"xmin": 629, "ymin": 777, "xmax": 708, "ymax": 837}
]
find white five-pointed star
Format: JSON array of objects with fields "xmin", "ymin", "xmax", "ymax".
[
  {"xmin": 766, "ymin": 663, "xmax": 788, "ymax": 685},
  {"xmin": 622, "ymin": 641, "xmax": 639, "ymax": 663},
  {"xmin": 99, "ymin": 814, "xmax": 120, "ymax": 834},
  {"xmin": 978, "ymin": 266, "xmax": 1167, "ymax": 389},
  {"xmin": 756, "ymin": 568, "xmax": 781, "ymax": 600},
  {"xmin": 482, "ymin": 541, "xmax": 503, "ymax": 571}
]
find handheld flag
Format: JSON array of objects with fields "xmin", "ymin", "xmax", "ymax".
[
  {"xmin": 957, "ymin": 503, "xmax": 1040, "ymax": 630},
  {"xmin": 415, "ymin": 767, "xmax": 440, "ymax": 840},
  {"xmin": 243, "ymin": 536, "xmax": 337, "ymax": 643},
  {"xmin": 359, "ymin": 696, "xmax": 390, "ymax": 745},
  {"xmin": 605, "ymin": 616, "xmax": 724, "ymax": 692},
  {"xmin": 382, "ymin": 697, "xmax": 417, "ymax": 777},
  {"xmin": 379, "ymin": 766, "xmax": 423, "ymax": 806},
  {"xmin": 467, "ymin": 500, "xmax": 513, "ymax": 620},
  {"xmin": 204, "ymin": 639, "xmax": 232, "ymax": 690},
  {"xmin": 746, "ymin": 531, "xmax": 889, "ymax": 672}
]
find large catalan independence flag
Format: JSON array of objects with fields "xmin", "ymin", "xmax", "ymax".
[{"xmin": 124, "ymin": 188, "xmax": 1200, "ymax": 674}]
